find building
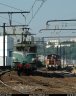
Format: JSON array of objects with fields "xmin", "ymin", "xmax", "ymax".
[
  {"xmin": 46, "ymin": 39, "xmax": 71, "ymax": 48},
  {"xmin": 0, "ymin": 36, "xmax": 14, "ymax": 67},
  {"xmin": 69, "ymin": 38, "xmax": 76, "ymax": 42}
]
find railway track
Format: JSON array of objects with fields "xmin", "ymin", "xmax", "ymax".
[
  {"xmin": 0, "ymin": 70, "xmax": 76, "ymax": 94},
  {"xmin": 0, "ymin": 80, "xmax": 22, "ymax": 94},
  {"xmin": 0, "ymin": 70, "xmax": 23, "ymax": 94},
  {"xmin": 0, "ymin": 72, "xmax": 76, "ymax": 94}
]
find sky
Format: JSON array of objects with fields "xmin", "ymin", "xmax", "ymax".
[{"xmin": 0, "ymin": 0, "xmax": 76, "ymax": 41}]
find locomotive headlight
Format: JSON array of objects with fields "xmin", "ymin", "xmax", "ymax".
[
  {"xmin": 12, "ymin": 57, "xmax": 19, "ymax": 62},
  {"xmin": 32, "ymin": 58, "xmax": 36, "ymax": 62}
]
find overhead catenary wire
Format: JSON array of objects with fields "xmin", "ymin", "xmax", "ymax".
[
  {"xmin": 28, "ymin": 0, "xmax": 47, "ymax": 25},
  {"xmin": 0, "ymin": 1, "xmax": 36, "ymax": 18},
  {"xmin": 26, "ymin": 0, "xmax": 46, "ymax": 18},
  {"xmin": 0, "ymin": 0, "xmax": 48, "ymax": 25},
  {"xmin": 0, "ymin": 15, "xmax": 24, "ymax": 25},
  {"xmin": 62, "ymin": 23, "xmax": 76, "ymax": 27},
  {"xmin": 26, "ymin": 0, "xmax": 37, "ymax": 18},
  {"xmin": 0, "ymin": 2, "xmax": 24, "ymax": 12},
  {"xmin": 0, "ymin": 2, "xmax": 29, "ymax": 25},
  {"xmin": 0, "ymin": 1, "xmax": 38, "ymax": 24}
]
